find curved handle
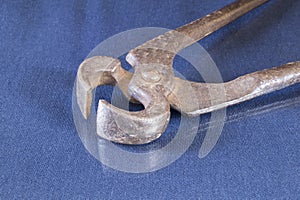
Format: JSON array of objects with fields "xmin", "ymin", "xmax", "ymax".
[
  {"xmin": 127, "ymin": 0, "xmax": 269, "ymax": 69},
  {"xmin": 168, "ymin": 61, "xmax": 300, "ymax": 116}
]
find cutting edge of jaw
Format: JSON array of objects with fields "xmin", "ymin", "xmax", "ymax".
[{"xmin": 76, "ymin": 56, "xmax": 170, "ymax": 144}]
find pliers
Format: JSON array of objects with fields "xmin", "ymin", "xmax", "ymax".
[{"xmin": 76, "ymin": 0, "xmax": 300, "ymax": 144}]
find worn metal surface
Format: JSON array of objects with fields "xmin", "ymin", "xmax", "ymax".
[{"xmin": 76, "ymin": 0, "xmax": 300, "ymax": 144}]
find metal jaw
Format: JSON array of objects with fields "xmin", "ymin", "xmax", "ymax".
[{"xmin": 76, "ymin": 0, "xmax": 300, "ymax": 144}]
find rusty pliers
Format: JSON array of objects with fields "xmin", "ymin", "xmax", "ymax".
[{"xmin": 76, "ymin": 0, "xmax": 300, "ymax": 144}]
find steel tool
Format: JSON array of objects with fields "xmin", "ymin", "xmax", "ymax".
[{"xmin": 76, "ymin": 0, "xmax": 300, "ymax": 144}]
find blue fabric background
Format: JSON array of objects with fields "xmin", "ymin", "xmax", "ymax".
[{"xmin": 1, "ymin": 0, "xmax": 299, "ymax": 199}]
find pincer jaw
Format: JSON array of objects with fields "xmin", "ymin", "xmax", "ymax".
[
  {"xmin": 76, "ymin": 56, "xmax": 133, "ymax": 119},
  {"xmin": 76, "ymin": 56, "xmax": 171, "ymax": 144},
  {"xmin": 76, "ymin": 56, "xmax": 121, "ymax": 119},
  {"xmin": 97, "ymin": 81, "xmax": 171, "ymax": 145},
  {"xmin": 97, "ymin": 99, "xmax": 170, "ymax": 144}
]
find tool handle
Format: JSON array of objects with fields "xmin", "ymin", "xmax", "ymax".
[
  {"xmin": 127, "ymin": 0, "xmax": 269, "ymax": 67},
  {"xmin": 175, "ymin": 0, "xmax": 269, "ymax": 50},
  {"xmin": 168, "ymin": 61, "xmax": 300, "ymax": 117},
  {"xmin": 229, "ymin": 61, "xmax": 300, "ymax": 100}
]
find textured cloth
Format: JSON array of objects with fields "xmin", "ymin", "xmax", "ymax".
[{"xmin": 1, "ymin": 0, "xmax": 299, "ymax": 199}]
